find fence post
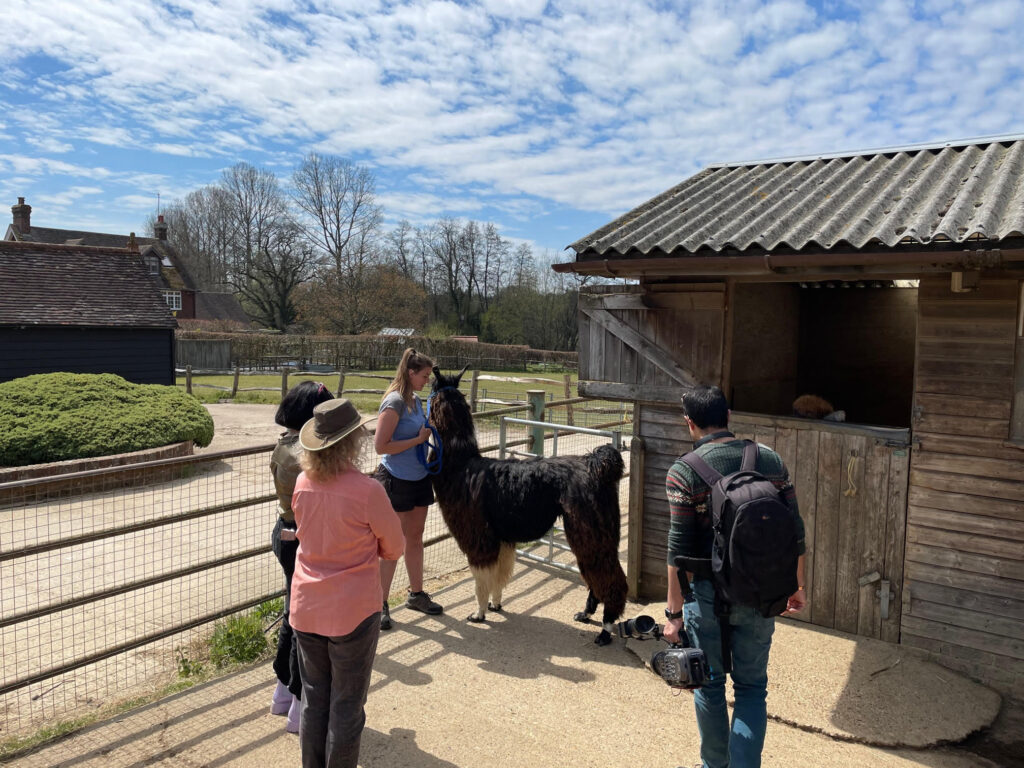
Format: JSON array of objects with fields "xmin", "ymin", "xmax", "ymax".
[
  {"xmin": 185, "ymin": 365, "xmax": 192, "ymax": 395},
  {"xmin": 281, "ymin": 367, "xmax": 290, "ymax": 399},
  {"xmin": 337, "ymin": 366, "xmax": 346, "ymax": 397},
  {"xmin": 563, "ymin": 373, "xmax": 575, "ymax": 426},
  {"xmin": 527, "ymin": 389, "xmax": 545, "ymax": 457},
  {"xmin": 231, "ymin": 366, "xmax": 240, "ymax": 398},
  {"xmin": 469, "ymin": 369, "xmax": 480, "ymax": 412}
]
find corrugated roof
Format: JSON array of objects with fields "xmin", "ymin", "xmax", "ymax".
[
  {"xmin": 0, "ymin": 241, "xmax": 178, "ymax": 329},
  {"xmin": 570, "ymin": 139, "xmax": 1024, "ymax": 258}
]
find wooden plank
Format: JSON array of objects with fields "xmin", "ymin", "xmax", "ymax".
[
  {"xmin": 905, "ymin": 541, "xmax": 1024, "ymax": 580},
  {"xmin": 834, "ymin": 434, "xmax": 868, "ymax": 635},
  {"xmin": 731, "ymin": 411, "xmax": 911, "ymax": 443},
  {"xmin": 1013, "ymin": 337, "xmax": 1024, "ymax": 441},
  {"xmin": 917, "ymin": 318, "xmax": 1017, "ymax": 341},
  {"xmin": 915, "ymin": 393, "xmax": 1011, "ymax": 420},
  {"xmin": 914, "ymin": 374, "xmax": 1012, "ymax": 399},
  {"xmin": 581, "ymin": 292, "xmax": 725, "ymax": 311},
  {"xmin": 794, "ymin": 429, "xmax": 820, "ymax": 622},
  {"xmin": 917, "ymin": 299, "xmax": 1018, "ymax": 321},
  {"xmin": 911, "ymin": 451, "xmax": 1024, "ymax": 482},
  {"xmin": 916, "ymin": 357, "xmax": 1013, "ymax": 380},
  {"xmin": 915, "ymin": 414, "xmax": 1008, "ymax": 439},
  {"xmin": 580, "ymin": 307, "xmax": 700, "ymax": 387},
  {"xmin": 861, "ymin": 442, "xmax": 891, "ymax": 638},
  {"xmin": 918, "ymin": 338, "xmax": 1017, "ymax": 362},
  {"xmin": 578, "ymin": 380, "xmax": 684, "ymax": 404},
  {"xmin": 914, "ymin": 432, "xmax": 1024, "ymax": 461},
  {"xmin": 909, "ymin": 598, "xmax": 1024, "ymax": 641},
  {"xmin": 907, "ymin": 580, "xmax": 1024, "ymax": 621},
  {"xmin": 910, "ymin": 469, "xmax": 1024, "ymax": 503},
  {"xmin": 881, "ymin": 446, "xmax": 910, "ymax": 643},
  {"xmin": 578, "ymin": 307, "xmax": 591, "ymax": 380},
  {"xmin": 901, "ymin": 615, "xmax": 1024, "ymax": 661},
  {"xmin": 908, "ymin": 485, "xmax": 1024, "ymax": 521},
  {"xmin": 908, "ymin": 504, "xmax": 1024, "ymax": 541},
  {"xmin": 811, "ymin": 430, "xmax": 842, "ymax": 628},
  {"xmin": 627, "ymin": 432, "xmax": 646, "ymax": 600},
  {"xmin": 906, "ymin": 560, "xmax": 1024, "ymax": 601},
  {"xmin": 906, "ymin": 523, "xmax": 1024, "ymax": 561},
  {"xmin": 917, "ymin": 277, "xmax": 1020, "ymax": 301}
]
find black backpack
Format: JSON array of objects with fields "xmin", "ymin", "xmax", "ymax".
[{"xmin": 681, "ymin": 441, "xmax": 799, "ymax": 619}]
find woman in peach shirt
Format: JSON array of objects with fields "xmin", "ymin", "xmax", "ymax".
[{"xmin": 290, "ymin": 399, "xmax": 404, "ymax": 768}]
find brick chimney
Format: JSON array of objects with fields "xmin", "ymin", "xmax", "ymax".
[
  {"xmin": 11, "ymin": 197, "xmax": 31, "ymax": 234},
  {"xmin": 154, "ymin": 214, "xmax": 169, "ymax": 241}
]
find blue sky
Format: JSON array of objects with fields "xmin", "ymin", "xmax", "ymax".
[{"xmin": 1, "ymin": 0, "xmax": 1023, "ymax": 258}]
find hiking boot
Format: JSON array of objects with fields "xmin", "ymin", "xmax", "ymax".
[
  {"xmin": 406, "ymin": 590, "xmax": 443, "ymax": 615},
  {"xmin": 380, "ymin": 601, "xmax": 393, "ymax": 630}
]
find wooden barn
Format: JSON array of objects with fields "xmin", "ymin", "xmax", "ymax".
[
  {"xmin": 0, "ymin": 240, "xmax": 177, "ymax": 385},
  {"xmin": 555, "ymin": 136, "xmax": 1024, "ymax": 696}
]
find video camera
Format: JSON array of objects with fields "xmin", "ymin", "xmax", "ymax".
[{"xmin": 615, "ymin": 614, "xmax": 710, "ymax": 691}]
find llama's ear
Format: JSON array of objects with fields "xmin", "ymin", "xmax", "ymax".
[{"xmin": 454, "ymin": 365, "xmax": 469, "ymax": 386}]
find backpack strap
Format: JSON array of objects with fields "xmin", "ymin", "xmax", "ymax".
[
  {"xmin": 740, "ymin": 440, "xmax": 759, "ymax": 472},
  {"xmin": 681, "ymin": 452, "xmax": 724, "ymax": 488}
]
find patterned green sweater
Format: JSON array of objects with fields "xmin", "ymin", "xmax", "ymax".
[{"xmin": 665, "ymin": 437, "xmax": 806, "ymax": 576}]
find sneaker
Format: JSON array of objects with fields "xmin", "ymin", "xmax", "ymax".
[
  {"xmin": 406, "ymin": 590, "xmax": 443, "ymax": 615},
  {"xmin": 285, "ymin": 695, "xmax": 300, "ymax": 734},
  {"xmin": 270, "ymin": 681, "xmax": 291, "ymax": 715},
  {"xmin": 380, "ymin": 601, "xmax": 393, "ymax": 630}
]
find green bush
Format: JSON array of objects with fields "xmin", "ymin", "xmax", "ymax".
[{"xmin": 0, "ymin": 373, "xmax": 214, "ymax": 467}]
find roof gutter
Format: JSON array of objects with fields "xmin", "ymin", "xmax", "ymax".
[{"xmin": 551, "ymin": 247, "xmax": 1024, "ymax": 277}]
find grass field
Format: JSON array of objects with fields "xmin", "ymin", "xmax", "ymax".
[{"xmin": 175, "ymin": 370, "xmax": 630, "ymax": 429}]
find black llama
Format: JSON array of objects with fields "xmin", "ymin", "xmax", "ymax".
[{"xmin": 427, "ymin": 366, "xmax": 628, "ymax": 646}]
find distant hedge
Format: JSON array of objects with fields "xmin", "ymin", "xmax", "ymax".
[{"xmin": 0, "ymin": 373, "xmax": 214, "ymax": 467}]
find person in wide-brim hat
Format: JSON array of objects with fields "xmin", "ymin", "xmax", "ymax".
[
  {"xmin": 299, "ymin": 398, "xmax": 376, "ymax": 452},
  {"xmin": 290, "ymin": 397, "xmax": 402, "ymax": 767}
]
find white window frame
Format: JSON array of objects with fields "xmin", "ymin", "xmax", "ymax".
[{"xmin": 162, "ymin": 290, "xmax": 182, "ymax": 311}]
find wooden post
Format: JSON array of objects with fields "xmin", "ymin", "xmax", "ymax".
[
  {"xmin": 281, "ymin": 367, "xmax": 290, "ymax": 400},
  {"xmin": 185, "ymin": 365, "xmax": 192, "ymax": 395},
  {"xmin": 231, "ymin": 366, "xmax": 240, "ymax": 398},
  {"xmin": 563, "ymin": 373, "xmax": 575, "ymax": 426},
  {"xmin": 469, "ymin": 369, "xmax": 480, "ymax": 412},
  {"xmin": 337, "ymin": 366, "xmax": 346, "ymax": 397},
  {"xmin": 626, "ymin": 433, "xmax": 646, "ymax": 600},
  {"xmin": 527, "ymin": 389, "xmax": 546, "ymax": 457}
]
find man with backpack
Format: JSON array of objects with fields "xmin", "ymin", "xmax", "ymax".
[{"xmin": 663, "ymin": 385, "xmax": 807, "ymax": 768}]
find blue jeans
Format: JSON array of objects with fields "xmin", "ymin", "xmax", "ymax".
[{"xmin": 684, "ymin": 579, "xmax": 774, "ymax": 768}]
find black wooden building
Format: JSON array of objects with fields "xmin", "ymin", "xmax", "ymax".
[{"xmin": 0, "ymin": 240, "xmax": 177, "ymax": 385}]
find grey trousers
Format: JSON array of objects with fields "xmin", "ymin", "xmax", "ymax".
[{"xmin": 295, "ymin": 613, "xmax": 381, "ymax": 768}]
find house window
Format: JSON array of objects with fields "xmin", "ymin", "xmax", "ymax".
[
  {"xmin": 162, "ymin": 291, "xmax": 182, "ymax": 311},
  {"xmin": 148, "ymin": 256, "xmax": 160, "ymax": 275}
]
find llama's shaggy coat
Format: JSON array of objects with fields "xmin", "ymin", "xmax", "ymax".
[{"xmin": 427, "ymin": 367, "xmax": 628, "ymax": 645}]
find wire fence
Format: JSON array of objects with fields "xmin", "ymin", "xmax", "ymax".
[{"xmin": 0, "ymin": 402, "xmax": 630, "ymax": 741}]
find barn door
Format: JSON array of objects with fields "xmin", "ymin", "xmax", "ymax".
[
  {"xmin": 577, "ymin": 284, "xmax": 727, "ymax": 401},
  {"xmin": 730, "ymin": 415, "xmax": 911, "ymax": 642}
]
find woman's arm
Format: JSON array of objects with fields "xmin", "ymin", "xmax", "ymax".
[{"xmin": 374, "ymin": 405, "xmax": 430, "ymax": 456}]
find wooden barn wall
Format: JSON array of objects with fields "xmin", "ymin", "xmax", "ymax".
[
  {"xmin": 905, "ymin": 276, "xmax": 1024, "ymax": 697},
  {"xmin": 579, "ymin": 285, "xmax": 724, "ymax": 394},
  {"xmin": 0, "ymin": 327, "xmax": 175, "ymax": 385}
]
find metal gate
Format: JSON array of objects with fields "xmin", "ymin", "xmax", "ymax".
[{"xmin": 498, "ymin": 416, "xmax": 624, "ymax": 574}]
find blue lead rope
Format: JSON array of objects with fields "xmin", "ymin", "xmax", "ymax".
[{"xmin": 416, "ymin": 390, "xmax": 447, "ymax": 475}]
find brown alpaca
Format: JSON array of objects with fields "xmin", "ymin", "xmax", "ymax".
[{"xmin": 792, "ymin": 394, "xmax": 834, "ymax": 419}]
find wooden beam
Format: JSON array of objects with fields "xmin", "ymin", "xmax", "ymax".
[
  {"xmin": 579, "ymin": 379, "xmax": 684, "ymax": 403},
  {"xmin": 579, "ymin": 292, "xmax": 724, "ymax": 311},
  {"xmin": 580, "ymin": 306, "xmax": 700, "ymax": 386}
]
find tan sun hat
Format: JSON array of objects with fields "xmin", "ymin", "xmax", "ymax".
[{"xmin": 299, "ymin": 398, "xmax": 376, "ymax": 452}]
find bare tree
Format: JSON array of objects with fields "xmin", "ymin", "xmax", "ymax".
[{"xmin": 156, "ymin": 186, "xmax": 237, "ymax": 291}]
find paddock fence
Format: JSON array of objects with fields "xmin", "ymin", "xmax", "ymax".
[{"xmin": 0, "ymin": 397, "xmax": 631, "ymax": 742}]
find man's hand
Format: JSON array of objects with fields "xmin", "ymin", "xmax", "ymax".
[
  {"xmin": 782, "ymin": 587, "xmax": 807, "ymax": 616},
  {"xmin": 662, "ymin": 616, "xmax": 684, "ymax": 643}
]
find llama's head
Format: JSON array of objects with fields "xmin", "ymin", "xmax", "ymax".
[{"xmin": 428, "ymin": 366, "xmax": 475, "ymax": 440}]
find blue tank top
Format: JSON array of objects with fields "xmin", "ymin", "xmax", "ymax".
[{"xmin": 378, "ymin": 391, "xmax": 428, "ymax": 481}]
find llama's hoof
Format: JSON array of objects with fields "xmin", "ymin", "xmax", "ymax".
[
  {"xmin": 467, "ymin": 613, "xmax": 487, "ymax": 623},
  {"xmin": 573, "ymin": 611, "xmax": 592, "ymax": 623},
  {"xmin": 488, "ymin": 602, "xmax": 502, "ymax": 612},
  {"xmin": 594, "ymin": 629, "xmax": 613, "ymax": 646}
]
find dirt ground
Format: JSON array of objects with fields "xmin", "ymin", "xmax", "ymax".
[{"xmin": 6, "ymin": 403, "xmax": 1021, "ymax": 768}]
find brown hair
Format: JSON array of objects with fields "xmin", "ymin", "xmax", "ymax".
[
  {"xmin": 300, "ymin": 427, "xmax": 367, "ymax": 482},
  {"xmin": 383, "ymin": 347, "xmax": 434, "ymax": 407}
]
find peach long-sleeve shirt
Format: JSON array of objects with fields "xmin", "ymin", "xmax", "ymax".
[{"xmin": 289, "ymin": 467, "xmax": 404, "ymax": 637}]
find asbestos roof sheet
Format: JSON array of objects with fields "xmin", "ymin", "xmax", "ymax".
[
  {"xmin": 570, "ymin": 139, "xmax": 1024, "ymax": 258},
  {"xmin": 0, "ymin": 240, "xmax": 178, "ymax": 329}
]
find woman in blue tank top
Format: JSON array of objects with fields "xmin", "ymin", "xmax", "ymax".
[{"xmin": 373, "ymin": 348, "xmax": 444, "ymax": 629}]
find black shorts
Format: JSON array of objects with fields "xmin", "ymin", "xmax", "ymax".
[{"xmin": 372, "ymin": 464, "xmax": 435, "ymax": 512}]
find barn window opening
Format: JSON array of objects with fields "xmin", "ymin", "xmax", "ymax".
[{"xmin": 727, "ymin": 280, "xmax": 918, "ymax": 429}]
